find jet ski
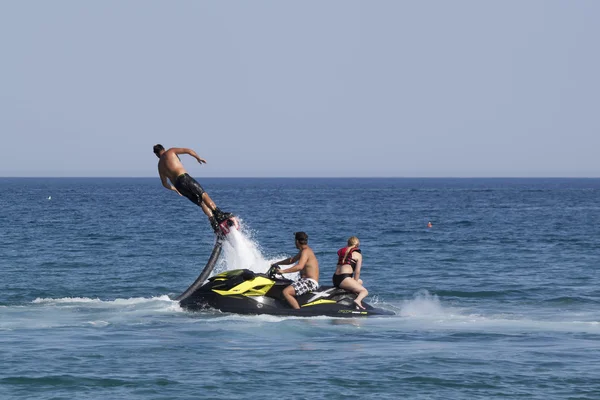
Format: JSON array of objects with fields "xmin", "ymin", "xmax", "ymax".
[{"xmin": 176, "ymin": 236, "xmax": 394, "ymax": 317}]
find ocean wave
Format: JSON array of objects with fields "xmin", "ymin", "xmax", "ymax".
[
  {"xmin": 434, "ymin": 289, "xmax": 526, "ymax": 299},
  {"xmin": 375, "ymin": 291, "xmax": 600, "ymax": 334},
  {"xmin": 32, "ymin": 295, "xmax": 175, "ymax": 305},
  {"xmin": 0, "ymin": 375, "xmax": 179, "ymax": 387},
  {"xmin": 543, "ymin": 296, "xmax": 600, "ymax": 305}
]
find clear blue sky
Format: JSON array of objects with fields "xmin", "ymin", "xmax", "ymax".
[{"xmin": 1, "ymin": 1, "xmax": 598, "ymax": 177}]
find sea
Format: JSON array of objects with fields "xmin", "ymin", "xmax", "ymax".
[{"xmin": 1, "ymin": 177, "xmax": 600, "ymax": 400}]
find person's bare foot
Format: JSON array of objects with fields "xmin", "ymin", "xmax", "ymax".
[{"xmin": 353, "ymin": 300, "xmax": 365, "ymax": 310}]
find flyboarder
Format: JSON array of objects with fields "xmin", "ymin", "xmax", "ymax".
[{"xmin": 153, "ymin": 144, "xmax": 238, "ymax": 235}]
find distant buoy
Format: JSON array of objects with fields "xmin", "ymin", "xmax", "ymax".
[{"xmin": 427, "ymin": 222, "xmax": 432, "ymax": 228}]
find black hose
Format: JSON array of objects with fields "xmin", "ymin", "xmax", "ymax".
[{"xmin": 175, "ymin": 236, "xmax": 224, "ymax": 302}]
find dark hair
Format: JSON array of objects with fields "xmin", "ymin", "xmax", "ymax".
[
  {"xmin": 294, "ymin": 231, "xmax": 308, "ymax": 245},
  {"xmin": 153, "ymin": 144, "xmax": 165, "ymax": 155}
]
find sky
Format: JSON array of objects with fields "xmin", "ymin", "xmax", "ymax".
[{"xmin": 1, "ymin": 1, "xmax": 599, "ymax": 178}]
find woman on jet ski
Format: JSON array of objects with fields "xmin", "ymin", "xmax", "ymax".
[{"xmin": 332, "ymin": 236, "xmax": 368, "ymax": 309}]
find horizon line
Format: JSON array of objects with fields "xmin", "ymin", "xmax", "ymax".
[{"xmin": 1, "ymin": 176, "xmax": 600, "ymax": 179}]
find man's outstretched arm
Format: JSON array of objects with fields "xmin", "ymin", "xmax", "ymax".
[
  {"xmin": 172, "ymin": 148, "xmax": 207, "ymax": 164},
  {"xmin": 279, "ymin": 252, "xmax": 308, "ymax": 274},
  {"xmin": 272, "ymin": 253, "xmax": 300, "ymax": 268}
]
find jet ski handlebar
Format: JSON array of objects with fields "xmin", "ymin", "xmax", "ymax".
[{"xmin": 267, "ymin": 264, "xmax": 283, "ymax": 279}]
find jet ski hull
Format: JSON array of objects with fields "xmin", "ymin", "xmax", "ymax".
[{"xmin": 179, "ymin": 269, "xmax": 394, "ymax": 317}]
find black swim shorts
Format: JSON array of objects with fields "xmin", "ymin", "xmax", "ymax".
[
  {"xmin": 332, "ymin": 273, "xmax": 353, "ymax": 288},
  {"xmin": 174, "ymin": 173, "xmax": 206, "ymax": 206}
]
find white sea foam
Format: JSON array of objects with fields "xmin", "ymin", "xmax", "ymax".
[
  {"xmin": 87, "ymin": 320, "xmax": 110, "ymax": 327},
  {"xmin": 383, "ymin": 290, "xmax": 600, "ymax": 334},
  {"xmin": 32, "ymin": 295, "xmax": 174, "ymax": 306},
  {"xmin": 215, "ymin": 221, "xmax": 293, "ymax": 276},
  {"xmin": 399, "ymin": 289, "xmax": 446, "ymax": 317},
  {"xmin": 218, "ymin": 224, "xmax": 271, "ymax": 273},
  {"xmin": 0, "ymin": 295, "xmax": 184, "ymax": 331},
  {"xmin": 203, "ymin": 313, "xmax": 336, "ymax": 323}
]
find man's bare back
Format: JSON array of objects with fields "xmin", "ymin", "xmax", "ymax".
[{"xmin": 157, "ymin": 148, "xmax": 206, "ymax": 186}]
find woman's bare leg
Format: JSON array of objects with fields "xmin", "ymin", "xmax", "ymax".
[
  {"xmin": 354, "ymin": 287, "xmax": 369, "ymax": 307},
  {"xmin": 340, "ymin": 278, "xmax": 368, "ymax": 308}
]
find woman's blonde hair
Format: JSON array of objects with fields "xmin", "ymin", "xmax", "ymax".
[{"xmin": 341, "ymin": 236, "xmax": 360, "ymax": 265}]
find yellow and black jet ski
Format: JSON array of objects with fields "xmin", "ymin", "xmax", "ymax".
[
  {"xmin": 175, "ymin": 219, "xmax": 393, "ymax": 317},
  {"xmin": 178, "ymin": 260, "xmax": 394, "ymax": 317}
]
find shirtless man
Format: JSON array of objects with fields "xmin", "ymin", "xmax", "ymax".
[
  {"xmin": 271, "ymin": 232, "xmax": 320, "ymax": 309},
  {"xmin": 153, "ymin": 144, "xmax": 235, "ymax": 234}
]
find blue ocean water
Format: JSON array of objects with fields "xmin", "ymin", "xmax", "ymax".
[{"xmin": 1, "ymin": 177, "xmax": 600, "ymax": 399}]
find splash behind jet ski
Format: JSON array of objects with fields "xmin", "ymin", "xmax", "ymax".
[{"xmin": 177, "ymin": 261, "xmax": 394, "ymax": 317}]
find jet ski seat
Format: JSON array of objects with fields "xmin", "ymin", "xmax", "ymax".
[{"xmin": 208, "ymin": 269, "xmax": 256, "ymax": 291}]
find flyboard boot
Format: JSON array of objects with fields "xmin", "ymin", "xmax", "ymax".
[{"xmin": 210, "ymin": 208, "xmax": 239, "ymax": 236}]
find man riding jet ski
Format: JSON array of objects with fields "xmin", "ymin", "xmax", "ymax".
[{"xmin": 178, "ymin": 266, "xmax": 394, "ymax": 317}]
